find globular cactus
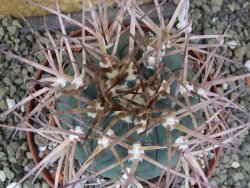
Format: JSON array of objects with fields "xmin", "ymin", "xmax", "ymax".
[{"xmin": 1, "ymin": 0, "xmax": 249, "ymax": 187}]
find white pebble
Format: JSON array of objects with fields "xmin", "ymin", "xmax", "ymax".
[
  {"xmin": 6, "ymin": 98, "xmax": 16, "ymax": 110},
  {"xmin": 244, "ymin": 60, "xmax": 250, "ymax": 72},
  {"xmin": 231, "ymin": 161, "xmax": 240, "ymax": 169},
  {"xmin": 227, "ymin": 40, "xmax": 237, "ymax": 49},
  {"xmin": 6, "ymin": 182, "xmax": 22, "ymax": 188},
  {"xmin": 0, "ymin": 170, "xmax": 6, "ymax": 182}
]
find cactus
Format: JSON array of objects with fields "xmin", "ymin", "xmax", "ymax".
[
  {"xmin": 0, "ymin": 0, "xmax": 249, "ymax": 187},
  {"xmin": 56, "ymin": 31, "xmax": 202, "ymax": 179}
]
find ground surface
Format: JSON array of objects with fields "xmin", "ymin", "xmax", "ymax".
[{"xmin": 0, "ymin": 0, "xmax": 249, "ymax": 187}]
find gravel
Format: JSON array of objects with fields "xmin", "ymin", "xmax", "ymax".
[
  {"xmin": 0, "ymin": 16, "xmax": 49, "ymax": 188},
  {"xmin": 0, "ymin": 0, "xmax": 249, "ymax": 188}
]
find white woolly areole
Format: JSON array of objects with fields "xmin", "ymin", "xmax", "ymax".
[
  {"xmin": 179, "ymin": 83, "xmax": 194, "ymax": 96},
  {"xmin": 69, "ymin": 126, "xmax": 83, "ymax": 142},
  {"xmin": 222, "ymin": 83, "xmax": 229, "ymax": 90},
  {"xmin": 166, "ymin": 40, "xmax": 171, "ymax": 48},
  {"xmin": 6, "ymin": 98, "xmax": 16, "ymax": 110},
  {"xmin": 197, "ymin": 88, "xmax": 206, "ymax": 96},
  {"xmin": 72, "ymin": 74, "xmax": 84, "ymax": 89},
  {"xmin": 121, "ymin": 168, "xmax": 131, "ymax": 180},
  {"xmin": 159, "ymin": 80, "xmax": 171, "ymax": 94},
  {"xmin": 146, "ymin": 56, "xmax": 156, "ymax": 69},
  {"xmin": 122, "ymin": 116, "xmax": 133, "ymax": 124},
  {"xmin": 128, "ymin": 143, "xmax": 144, "ymax": 161},
  {"xmin": 126, "ymin": 63, "xmax": 137, "ymax": 81},
  {"xmin": 107, "ymin": 69, "xmax": 119, "ymax": 79},
  {"xmin": 136, "ymin": 119, "xmax": 147, "ymax": 134},
  {"xmin": 244, "ymin": 60, "xmax": 250, "ymax": 72},
  {"xmin": 163, "ymin": 116, "xmax": 179, "ymax": 129},
  {"xmin": 99, "ymin": 61, "xmax": 112, "ymax": 68},
  {"xmin": 87, "ymin": 102, "xmax": 104, "ymax": 118},
  {"xmin": 56, "ymin": 77, "xmax": 67, "ymax": 87},
  {"xmin": 175, "ymin": 136, "xmax": 188, "ymax": 151},
  {"xmin": 98, "ymin": 129, "xmax": 115, "ymax": 148},
  {"xmin": 227, "ymin": 40, "xmax": 237, "ymax": 49}
]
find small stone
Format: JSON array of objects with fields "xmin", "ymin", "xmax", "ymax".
[
  {"xmin": 212, "ymin": 5, "xmax": 221, "ymax": 13},
  {"xmin": 6, "ymin": 98, "xmax": 16, "ymax": 110},
  {"xmin": 7, "ymin": 25, "xmax": 19, "ymax": 35},
  {"xmin": 211, "ymin": 0, "xmax": 223, "ymax": 6},
  {"xmin": 6, "ymin": 182, "xmax": 22, "ymax": 188},
  {"xmin": 26, "ymin": 152, "xmax": 33, "ymax": 159},
  {"xmin": 0, "ymin": 152, "xmax": 6, "ymax": 158},
  {"xmin": 202, "ymin": 5, "xmax": 212, "ymax": 14},
  {"xmin": 243, "ymin": 2, "xmax": 249, "ymax": 9},
  {"xmin": 34, "ymin": 134, "xmax": 49, "ymax": 147},
  {"xmin": 0, "ymin": 170, "xmax": 6, "ymax": 182},
  {"xmin": 16, "ymin": 148, "xmax": 25, "ymax": 160},
  {"xmin": 41, "ymin": 181, "xmax": 50, "ymax": 188},
  {"xmin": 1, "ymin": 18, "xmax": 9, "ymax": 27},
  {"xmin": 7, "ymin": 142, "xmax": 19, "ymax": 156},
  {"xmin": 227, "ymin": 40, "xmax": 237, "ymax": 49},
  {"xmin": 9, "ymin": 85, "xmax": 17, "ymax": 97},
  {"xmin": 244, "ymin": 60, "xmax": 250, "ymax": 72},
  {"xmin": 0, "ymin": 86, "xmax": 8, "ymax": 98},
  {"xmin": 3, "ymin": 77, "xmax": 13, "ymax": 86},
  {"xmin": 23, "ymin": 180, "xmax": 33, "ymax": 188},
  {"xmin": 233, "ymin": 172, "xmax": 245, "ymax": 181},
  {"xmin": 227, "ymin": 3, "xmax": 236, "ymax": 12},
  {"xmin": 0, "ymin": 27, "xmax": 4, "ymax": 37},
  {"xmin": 223, "ymin": 155, "xmax": 230, "ymax": 163},
  {"xmin": 234, "ymin": 46, "xmax": 247, "ymax": 60},
  {"xmin": 3, "ymin": 167, "xmax": 14, "ymax": 180},
  {"xmin": 231, "ymin": 161, "xmax": 240, "ymax": 168},
  {"xmin": 11, "ymin": 163, "xmax": 22, "ymax": 174},
  {"xmin": 12, "ymin": 20, "xmax": 22, "ymax": 28}
]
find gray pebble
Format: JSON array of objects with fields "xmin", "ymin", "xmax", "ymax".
[
  {"xmin": 7, "ymin": 142, "xmax": 18, "ymax": 156},
  {"xmin": 3, "ymin": 168, "xmax": 14, "ymax": 180},
  {"xmin": 7, "ymin": 25, "xmax": 19, "ymax": 36}
]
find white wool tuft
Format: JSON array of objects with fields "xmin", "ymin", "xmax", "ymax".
[
  {"xmin": 128, "ymin": 143, "xmax": 144, "ymax": 161},
  {"xmin": 72, "ymin": 74, "xmax": 84, "ymax": 89},
  {"xmin": 136, "ymin": 119, "xmax": 147, "ymax": 134},
  {"xmin": 145, "ymin": 56, "xmax": 156, "ymax": 69},
  {"xmin": 0, "ymin": 170, "xmax": 6, "ymax": 182},
  {"xmin": 126, "ymin": 63, "xmax": 137, "ymax": 81},
  {"xmin": 87, "ymin": 102, "xmax": 104, "ymax": 118},
  {"xmin": 227, "ymin": 40, "xmax": 237, "ymax": 49},
  {"xmin": 121, "ymin": 168, "xmax": 131, "ymax": 180},
  {"xmin": 175, "ymin": 136, "xmax": 188, "ymax": 150},
  {"xmin": 166, "ymin": 40, "xmax": 171, "ymax": 48},
  {"xmin": 159, "ymin": 80, "xmax": 171, "ymax": 94},
  {"xmin": 69, "ymin": 126, "xmax": 83, "ymax": 142},
  {"xmin": 163, "ymin": 116, "xmax": 179, "ymax": 129},
  {"xmin": 179, "ymin": 83, "xmax": 194, "ymax": 96},
  {"xmin": 222, "ymin": 83, "xmax": 229, "ymax": 90},
  {"xmin": 107, "ymin": 69, "xmax": 119, "ymax": 79},
  {"xmin": 197, "ymin": 88, "xmax": 206, "ymax": 96},
  {"xmin": 244, "ymin": 60, "xmax": 250, "ymax": 72},
  {"xmin": 56, "ymin": 77, "xmax": 67, "ymax": 87},
  {"xmin": 99, "ymin": 61, "xmax": 112, "ymax": 68},
  {"xmin": 6, "ymin": 98, "xmax": 16, "ymax": 110},
  {"xmin": 98, "ymin": 129, "xmax": 115, "ymax": 148}
]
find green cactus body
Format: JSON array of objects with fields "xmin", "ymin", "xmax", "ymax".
[{"xmin": 56, "ymin": 33, "xmax": 203, "ymax": 180}]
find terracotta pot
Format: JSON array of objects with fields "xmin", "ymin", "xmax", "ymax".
[{"xmin": 26, "ymin": 28, "xmax": 222, "ymax": 187}]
